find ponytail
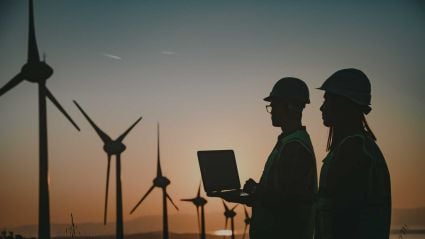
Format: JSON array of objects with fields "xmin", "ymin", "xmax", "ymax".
[
  {"xmin": 326, "ymin": 113, "xmax": 376, "ymax": 152},
  {"xmin": 362, "ymin": 115, "xmax": 376, "ymax": 141}
]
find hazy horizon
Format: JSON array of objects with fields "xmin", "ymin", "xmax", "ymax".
[{"xmin": 5, "ymin": 208, "xmax": 425, "ymax": 238}]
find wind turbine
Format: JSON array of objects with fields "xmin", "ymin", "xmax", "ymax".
[
  {"xmin": 222, "ymin": 200, "xmax": 238, "ymax": 239},
  {"xmin": 181, "ymin": 182, "xmax": 208, "ymax": 239},
  {"xmin": 73, "ymin": 100, "xmax": 142, "ymax": 239},
  {"xmin": 130, "ymin": 123, "xmax": 179, "ymax": 239},
  {"xmin": 242, "ymin": 206, "xmax": 251, "ymax": 239},
  {"xmin": 65, "ymin": 213, "xmax": 80, "ymax": 238},
  {"xmin": 0, "ymin": 1, "xmax": 80, "ymax": 238}
]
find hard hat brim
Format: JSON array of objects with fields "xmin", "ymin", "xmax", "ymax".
[
  {"xmin": 316, "ymin": 86, "xmax": 372, "ymax": 114},
  {"xmin": 263, "ymin": 96, "xmax": 273, "ymax": 102},
  {"xmin": 263, "ymin": 95, "xmax": 310, "ymax": 104}
]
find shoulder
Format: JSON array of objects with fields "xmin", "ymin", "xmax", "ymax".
[
  {"xmin": 337, "ymin": 135, "xmax": 370, "ymax": 165},
  {"xmin": 283, "ymin": 135, "xmax": 314, "ymax": 155},
  {"xmin": 338, "ymin": 135, "xmax": 365, "ymax": 156},
  {"xmin": 280, "ymin": 141, "xmax": 314, "ymax": 164},
  {"xmin": 283, "ymin": 140, "xmax": 309, "ymax": 152}
]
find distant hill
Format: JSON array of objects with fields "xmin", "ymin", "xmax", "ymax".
[
  {"xmin": 5, "ymin": 208, "xmax": 425, "ymax": 238},
  {"xmin": 54, "ymin": 232, "xmax": 237, "ymax": 239},
  {"xmin": 5, "ymin": 213, "xmax": 247, "ymax": 238}
]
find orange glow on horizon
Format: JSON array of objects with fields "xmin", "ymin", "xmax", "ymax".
[{"xmin": 213, "ymin": 229, "xmax": 233, "ymax": 236}]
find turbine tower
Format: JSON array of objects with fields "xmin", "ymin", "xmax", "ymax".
[
  {"xmin": 181, "ymin": 182, "xmax": 208, "ymax": 239},
  {"xmin": 65, "ymin": 213, "xmax": 80, "ymax": 238},
  {"xmin": 242, "ymin": 206, "xmax": 251, "ymax": 239},
  {"xmin": 222, "ymin": 200, "xmax": 238, "ymax": 239},
  {"xmin": 0, "ymin": 1, "xmax": 80, "ymax": 238},
  {"xmin": 130, "ymin": 123, "xmax": 179, "ymax": 239},
  {"xmin": 73, "ymin": 100, "xmax": 142, "ymax": 239}
]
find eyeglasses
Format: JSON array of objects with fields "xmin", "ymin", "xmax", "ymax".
[{"xmin": 266, "ymin": 104, "xmax": 272, "ymax": 113}]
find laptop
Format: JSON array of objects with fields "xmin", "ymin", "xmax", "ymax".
[{"xmin": 197, "ymin": 150, "xmax": 249, "ymax": 197}]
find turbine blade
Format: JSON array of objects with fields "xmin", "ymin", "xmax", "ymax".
[
  {"xmin": 197, "ymin": 181, "xmax": 201, "ymax": 198},
  {"xmin": 0, "ymin": 73, "xmax": 24, "ymax": 97},
  {"xmin": 45, "ymin": 87, "xmax": 80, "ymax": 131},
  {"xmin": 130, "ymin": 185, "xmax": 155, "ymax": 214},
  {"xmin": 73, "ymin": 100, "xmax": 111, "ymax": 143},
  {"xmin": 104, "ymin": 155, "xmax": 111, "ymax": 225},
  {"xmin": 156, "ymin": 123, "xmax": 163, "ymax": 177},
  {"xmin": 180, "ymin": 198, "xmax": 195, "ymax": 202},
  {"xmin": 166, "ymin": 193, "xmax": 179, "ymax": 211},
  {"xmin": 116, "ymin": 116, "xmax": 142, "ymax": 142},
  {"xmin": 28, "ymin": 0, "xmax": 40, "ymax": 62},
  {"xmin": 222, "ymin": 200, "xmax": 229, "ymax": 211}
]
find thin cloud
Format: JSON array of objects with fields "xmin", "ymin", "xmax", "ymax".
[
  {"xmin": 161, "ymin": 51, "xmax": 176, "ymax": 55},
  {"xmin": 102, "ymin": 53, "xmax": 123, "ymax": 60}
]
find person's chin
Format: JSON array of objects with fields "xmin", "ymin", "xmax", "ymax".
[
  {"xmin": 271, "ymin": 120, "xmax": 281, "ymax": 127},
  {"xmin": 322, "ymin": 118, "xmax": 331, "ymax": 127}
]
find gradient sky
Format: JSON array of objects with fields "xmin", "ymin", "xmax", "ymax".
[{"xmin": 0, "ymin": 0, "xmax": 424, "ymax": 229}]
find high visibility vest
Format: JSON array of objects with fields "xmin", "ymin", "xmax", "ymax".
[
  {"xmin": 316, "ymin": 133, "xmax": 391, "ymax": 239},
  {"xmin": 250, "ymin": 129, "xmax": 317, "ymax": 239}
]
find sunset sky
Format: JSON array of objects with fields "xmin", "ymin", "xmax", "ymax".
[{"xmin": 0, "ymin": 0, "xmax": 424, "ymax": 230}]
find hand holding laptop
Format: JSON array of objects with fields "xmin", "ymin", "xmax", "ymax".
[{"xmin": 243, "ymin": 178, "xmax": 258, "ymax": 194}]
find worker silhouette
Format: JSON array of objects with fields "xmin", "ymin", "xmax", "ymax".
[
  {"xmin": 316, "ymin": 68, "xmax": 391, "ymax": 239},
  {"xmin": 221, "ymin": 77, "xmax": 317, "ymax": 239}
]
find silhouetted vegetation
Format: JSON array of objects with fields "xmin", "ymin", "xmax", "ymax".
[{"xmin": 0, "ymin": 230, "xmax": 28, "ymax": 239}]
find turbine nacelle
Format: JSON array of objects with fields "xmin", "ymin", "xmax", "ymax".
[
  {"xmin": 223, "ymin": 201, "xmax": 238, "ymax": 219},
  {"xmin": 154, "ymin": 176, "xmax": 170, "ymax": 188},
  {"xmin": 181, "ymin": 182, "xmax": 207, "ymax": 207},
  {"xmin": 21, "ymin": 61, "xmax": 53, "ymax": 83},
  {"xmin": 103, "ymin": 142, "xmax": 126, "ymax": 155},
  {"xmin": 224, "ymin": 210, "xmax": 236, "ymax": 218},
  {"xmin": 193, "ymin": 197, "xmax": 207, "ymax": 206}
]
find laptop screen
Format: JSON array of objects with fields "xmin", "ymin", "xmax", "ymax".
[{"xmin": 197, "ymin": 150, "xmax": 241, "ymax": 193}]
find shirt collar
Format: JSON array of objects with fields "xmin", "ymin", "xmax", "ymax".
[{"xmin": 278, "ymin": 126, "xmax": 306, "ymax": 140}]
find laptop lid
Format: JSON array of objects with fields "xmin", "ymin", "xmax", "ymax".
[{"xmin": 197, "ymin": 150, "xmax": 241, "ymax": 193}]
